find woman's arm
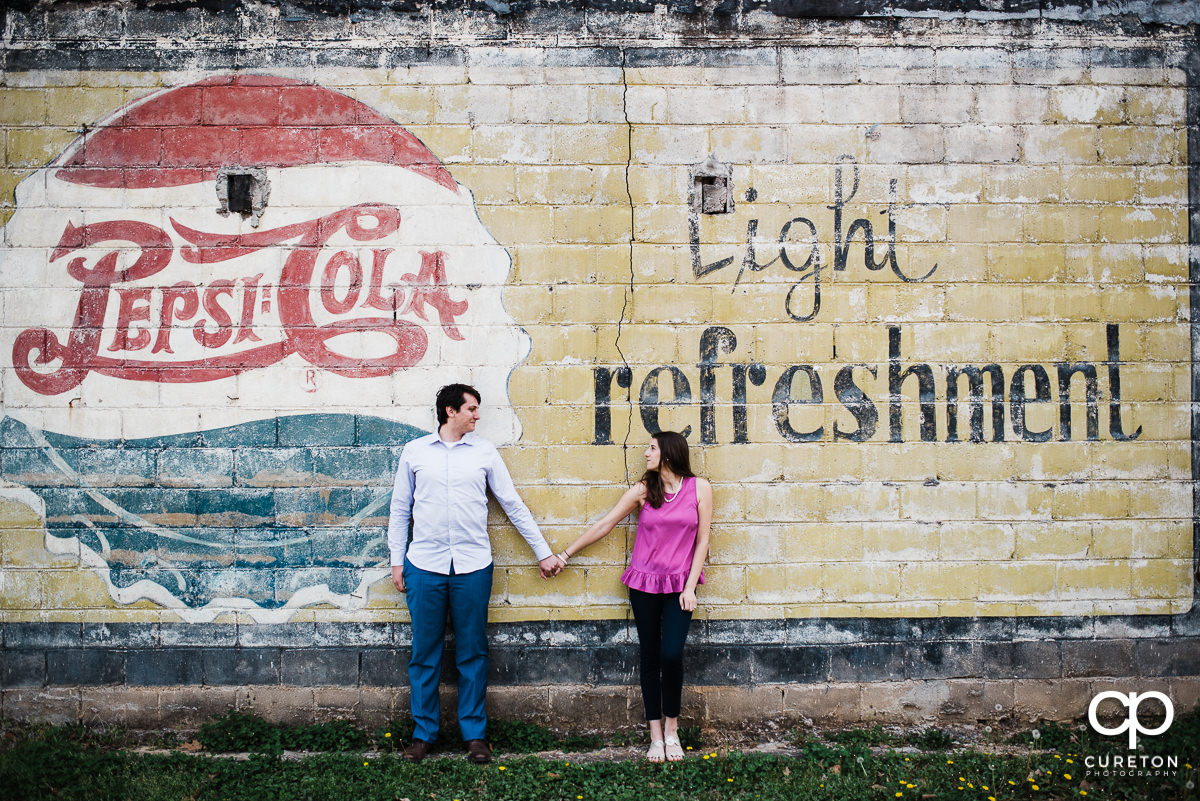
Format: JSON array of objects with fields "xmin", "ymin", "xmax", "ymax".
[
  {"xmin": 679, "ymin": 477, "xmax": 712, "ymax": 612},
  {"xmin": 559, "ymin": 483, "xmax": 645, "ymax": 563}
]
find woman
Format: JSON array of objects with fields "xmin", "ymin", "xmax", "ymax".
[{"xmin": 555, "ymin": 431, "xmax": 712, "ymax": 763}]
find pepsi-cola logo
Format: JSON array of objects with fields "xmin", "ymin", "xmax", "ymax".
[
  {"xmin": 0, "ymin": 75, "xmax": 529, "ymax": 620},
  {"xmin": 16, "ymin": 204, "xmax": 467, "ymax": 395}
]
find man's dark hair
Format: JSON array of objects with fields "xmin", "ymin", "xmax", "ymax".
[{"xmin": 436, "ymin": 383, "xmax": 481, "ymax": 426}]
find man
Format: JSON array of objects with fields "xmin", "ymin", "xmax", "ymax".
[{"xmin": 388, "ymin": 383, "xmax": 560, "ymax": 764}]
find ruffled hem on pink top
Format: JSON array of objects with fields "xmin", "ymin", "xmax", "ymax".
[{"xmin": 621, "ymin": 565, "xmax": 705, "ymax": 594}]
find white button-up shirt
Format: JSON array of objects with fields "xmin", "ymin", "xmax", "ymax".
[{"xmin": 387, "ymin": 431, "xmax": 552, "ymax": 574}]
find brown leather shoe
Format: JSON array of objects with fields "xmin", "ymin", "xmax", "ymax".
[
  {"xmin": 466, "ymin": 739, "xmax": 492, "ymax": 764},
  {"xmin": 403, "ymin": 739, "xmax": 431, "ymax": 762}
]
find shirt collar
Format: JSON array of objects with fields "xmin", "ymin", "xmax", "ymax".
[{"xmin": 435, "ymin": 430, "xmax": 475, "ymax": 448}]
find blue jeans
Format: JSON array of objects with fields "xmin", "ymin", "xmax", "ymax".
[{"xmin": 403, "ymin": 559, "xmax": 494, "ymax": 742}]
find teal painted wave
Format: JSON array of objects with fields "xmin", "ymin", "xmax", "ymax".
[{"xmin": 0, "ymin": 414, "xmax": 424, "ymax": 610}]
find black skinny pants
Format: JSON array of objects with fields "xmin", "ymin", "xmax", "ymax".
[{"xmin": 628, "ymin": 587, "xmax": 693, "ymax": 721}]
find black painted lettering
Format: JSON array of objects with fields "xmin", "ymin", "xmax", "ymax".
[
  {"xmin": 1106, "ymin": 323, "xmax": 1142, "ymax": 441},
  {"xmin": 731, "ymin": 362, "xmax": 767, "ymax": 444},
  {"xmin": 593, "ymin": 366, "xmax": 632, "ymax": 445},
  {"xmin": 779, "ymin": 216, "xmax": 822, "ymax": 322},
  {"xmin": 883, "ymin": 178, "xmax": 936, "ymax": 282},
  {"xmin": 946, "ymin": 364, "xmax": 1006, "ymax": 443},
  {"xmin": 733, "ymin": 218, "xmax": 780, "ymax": 289},
  {"xmin": 638, "ymin": 366, "xmax": 693, "ymax": 437},
  {"xmin": 834, "ymin": 364, "xmax": 878, "ymax": 442},
  {"xmin": 772, "ymin": 365, "xmax": 824, "ymax": 442},
  {"xmin": 831, "ymin": 157, "xmax": 903, "ymax": 278},
  {"xmin": 1056, "ymin": 362, "xmax": 1100, "ymax": 442},
  {"xmin": 1010, "ymin": 364, "xmax": 1053, "ymax": 442},
  {"xmin": 888, "ymin": 326, "xmax": 937, "ymax": 443},
  {"xmin": 698, "ymin": 326, "xmax": 737, "ymax": 445},
  {"xmin": 689, "ymin": 209, "xmax": 734, "ymax": 278}
]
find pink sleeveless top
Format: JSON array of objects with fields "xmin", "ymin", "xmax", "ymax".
[{"xmin": 621, "ymin": 476, "xmax": 706, "ymax": 594}]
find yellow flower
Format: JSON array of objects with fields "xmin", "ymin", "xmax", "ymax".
[
  {"xmin": 363, "ymin": 762, "xmax": 369, "ymax": 767},
  {"xmin": 959, "ymin": 777, "xmax": 965, "ymax": 782},
  {"xmin": 896, "ymin": 794, "xmax": 903, "ymax": 798},
  {"xmin": 498, "ymin": 766, "xmax": 506, "ymax": 771},
  {"xmin": 1032, "ymin": 784, "xmax": 1040, "ymax": 791},
  {"xmin": 728, "ymin": 779, "xmax": 734, "ymax": 783},
  {"xmin": 982, "ymin": 786, "xmax": 989, "ymax": 791},
  {"xmin": 1081, "ymin": 792, "xmax": 1087, "ymax": 796},
  {"xmin": 968, "ymin": 784, "xmax": 974, "ymax": 789},
  {"xmin": 1009, "ymin": 781, "xmax": 1016, "ymax": 785},
  {"xmin": 686, "ymin": 746, "xmax": 693, "ymax": 751},
  {"xmin": 384, "ymin": 732, "xmax": 392, "ymax": 738},
  {"xmin": 989, "ymin": 797, "xmax": 996, "ymax": 801},
  {"xmin": 907, "ymin": 784, "xmax": 914, "ymax": 789},
  {"xmin": 947, "ymin": 760, "xmax": 954, "ymax": 765},
  {"xmin": 1064, "ymin": 774, "xmax": 1072, "ymax": 780},
  {"xmin": 703, "ymin": 755, "xmax": 710, "ymax": 760},
  {"xmin": 1066, "ymin": 759, "xmax": 1074, "ymax": 764}
]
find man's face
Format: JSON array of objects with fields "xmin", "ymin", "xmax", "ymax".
[{"xmin": 444, "ymin": 393, "xmax": 481, "ymax": 438}]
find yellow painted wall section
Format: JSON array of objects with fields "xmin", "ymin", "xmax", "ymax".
[{"xmin": 0, "ymin": 36, "xmax": 1192, "ymax": 624}]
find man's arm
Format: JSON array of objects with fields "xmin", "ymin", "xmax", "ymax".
[
  {"xmin": 484, "ymin": 447, "xmax": 554, "ymax": 565},
  {"xmin": 386, "ymin": 446, "xmax": 417, "ymax": 592}
]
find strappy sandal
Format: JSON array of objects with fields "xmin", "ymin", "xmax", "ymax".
[
  {"xmin": 664, "ymin": 734, "xmax": 684, "ymax": 762},
  {"xmin": 646, "ymin": 739, "xmax": 665, "ymax": 763}
]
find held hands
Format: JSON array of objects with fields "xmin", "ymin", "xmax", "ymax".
[
  {"xmin": 391, "ymin": 565, "xmax": 406, "ymax": 594},
  {"xmin": 679, "ymin": 588, "xmax": 698, "ymax": 612},
  {"xmin": 538, "ymin": 553, "xmax": 567, "ymax": 579}
]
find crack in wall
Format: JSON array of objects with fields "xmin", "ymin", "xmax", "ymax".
[{"xmin": 618, "ymin": 46, "xmax": 636, "ymax": 486}]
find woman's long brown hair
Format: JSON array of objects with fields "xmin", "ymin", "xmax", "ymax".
[{"xmin": 641, "ymin": 430, "xmax": 696, "ymax": 508}]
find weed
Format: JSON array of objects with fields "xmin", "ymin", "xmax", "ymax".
[
  {"xmin": 907, "ymin": 726, "xmax": 954, "ymax": 750},
  {"xmin": 196, "ymin": 710, "xmax": 284, "ymax": 754},
  {"xmin": 283, "ymin": 718, "xmax": 369, "ymax": 752},
  {"xmin": 196, "ymin": 712, "xmax": 368, "ymax": 754},
  {"xmin": 677, "ymin": 725, "xmax": 703, "ymax": 750}
]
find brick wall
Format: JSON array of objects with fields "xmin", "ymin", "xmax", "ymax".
[{"xmin": 0, "ymin": 1, "xmax": 1196, "ymax": 728}]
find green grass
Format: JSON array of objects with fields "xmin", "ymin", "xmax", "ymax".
[{"xmin": 1, "ymin": 714, "xmax": 1196, "ymax": 801}]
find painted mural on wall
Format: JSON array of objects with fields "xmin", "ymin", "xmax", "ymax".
[
  {"xmin": 597, "ymin": 156, "xmax": 1145, "ymax": 448},
  {"xmin": 0, "ymin": 75, "xmax": 528, "ymax": 622},
  {"xmin": 0, "ymin": 43, "xmax": 1192, "ymax": 624}
]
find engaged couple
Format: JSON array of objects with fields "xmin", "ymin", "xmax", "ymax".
[{"xmin": 387, "ymin": 384, "xmax": 712, "ymax": 765}]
